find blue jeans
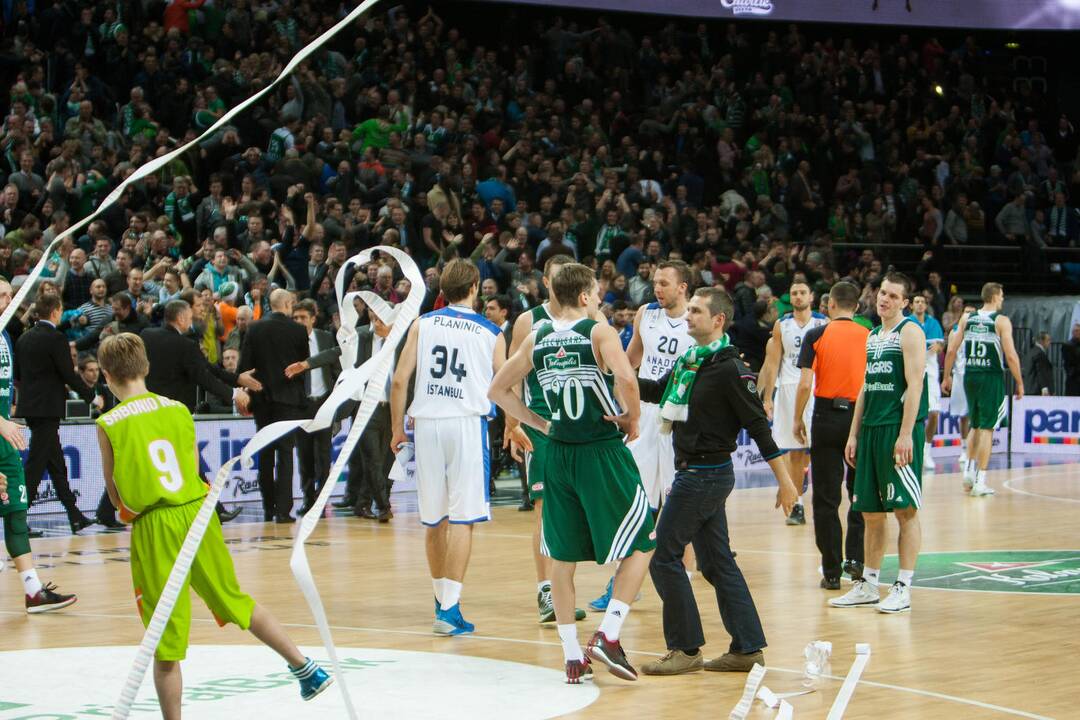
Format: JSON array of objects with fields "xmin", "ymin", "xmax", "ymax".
[{"xmin": 649, "ymin": 466, "xmax": 766, "ymax": 654}]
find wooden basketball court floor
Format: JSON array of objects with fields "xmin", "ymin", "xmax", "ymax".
[{"xmin": 2, "ymin": 457, "xmax": 1078, "ymax": 719}]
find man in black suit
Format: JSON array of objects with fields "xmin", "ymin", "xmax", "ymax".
[
  {"xmin": 142, "ymin": 299, "xmax": 263, "ymax": 522},
  {"xmin": 143, "ymin": 300, "xmax": 261, "ymax": 413},
  {"xmin": 14, "ymin": 293, "xmax": 101, "ymax": 534},
  {"xmin": 1024, "ymin": 331, "xmax": 1055, "ymax": 396},
  {"xmin": 239, "ymin": 289, "xmax": 309, "ymax": 522},
  {"xmin": 295, "ymin": 301, "xmax": 399, "ymax": 522},
  {"xmin": 287, "ymin": 299, "xmax": 339, "ymax": 515}
]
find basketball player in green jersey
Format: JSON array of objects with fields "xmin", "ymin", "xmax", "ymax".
[
  {"xmin": 94, "ymin": 334, "xmax": 331, "ymax": 718},
  {"xmin": 942, "ymin": 282, "xmax": 1023, "ymax": 497},
  {"xmin": 490, "ymin": 264, "xmax": 655, "ymax": 684},
  {"xmin": 0, "ymin": 279, "xmax": 78, "ymax": 613},
  {"xmin": 830, "ymin": 273, "xmax": 927, "ymax": 614},
  {"xmin": 504, "ymin": 253, "xmax": 587, "ymax": 624}
]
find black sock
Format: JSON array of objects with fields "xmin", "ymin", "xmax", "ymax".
[{"xmin": 684, "ymin": 648, "xmax": 700, "ymax": 656}]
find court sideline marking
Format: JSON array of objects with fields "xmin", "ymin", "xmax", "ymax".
[{"xmin": 0, "ymin": 608, "xmax": 1051, "ymax": 719}]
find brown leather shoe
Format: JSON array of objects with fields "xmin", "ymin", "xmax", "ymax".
[
  {"xmin": 641, "ymin": 649, "xmax": 704, "ymax": 676},
  {"xmin": 704, "ymin": 650, "xmax": 764, "ymax": 672}
]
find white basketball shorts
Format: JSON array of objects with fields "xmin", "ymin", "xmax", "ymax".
[
  {"xmin": 627, "ymin": 402, "xmax": 675, "ymax": 510},
  {"xmin": 413, "ymin": 416, "xmax": 491, "ymax": 526},
  {"xmin": 927, "ymin": 369, "xmax": 942, "ymax": 413},
  {"xmin": 773, "ymin": 383, "xmax": 813, "ymax": 450},
  {"xmin": 949, "ymin": 372, "xmax": 968, "ymax": 416}
]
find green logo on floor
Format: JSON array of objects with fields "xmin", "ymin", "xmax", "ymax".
[{"xmin": 883, "ymin": 551, "xmax": 1080, "ymax": 594}]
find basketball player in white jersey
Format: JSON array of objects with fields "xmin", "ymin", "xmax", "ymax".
[
  {"xmin": 589, "ymin": 260, "xmax": 694, "ymax": 612},
  {"xmin": 759, "ymin": 281, "xmax": 827, "ymax": 525},
  {"xmin": 391, "ymin": 259, "xmax": 506, "ymax": 636},
  {"xmin": 504, "ymin": 254, "xmax": 587, "ymax": 623}
]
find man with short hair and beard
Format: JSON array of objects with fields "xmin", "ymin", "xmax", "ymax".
[
  {"xmin": 70, "ymin": 278, "xmax": 113, "ymax": 351},
  {"xmin": 758, "ymin": 280, "xmax": 827, "ymax": 525},
  {"xmin": 831, "ymin": 273, "xmax": 927, "ymax": 614}
]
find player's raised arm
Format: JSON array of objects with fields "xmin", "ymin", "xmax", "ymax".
[
  {"xmin": 489, "ymin": 331, "xmax": 547, "ymax": 436},
  {"xmin": 625, "ymin": 304, "xmax": 647, "ymax": 369},
  {"xmin": 389, "ymin": 319, "xmax": 419, "ymax": 453},
  {"xmin": 996, "ymin": 314, "xmax": 1024, "ymax": 399}
]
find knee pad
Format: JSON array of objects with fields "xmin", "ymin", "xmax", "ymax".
[{"xmin": 4, "ymin": 510, "xmax": 31, "ymax": 558}]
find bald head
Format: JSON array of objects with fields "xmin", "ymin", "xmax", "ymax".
[{"xmin": 269, "ymin": 288, "xmax": 294, "ymax": 312}]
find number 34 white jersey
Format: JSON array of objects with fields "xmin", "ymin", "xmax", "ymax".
[
  {"xmin": 409, "ymin": 305, "xmax": 501, "ymax": 419},
  {"xmin": 637, "ymin": 302, "xmax": 692, "ymax": 383}
]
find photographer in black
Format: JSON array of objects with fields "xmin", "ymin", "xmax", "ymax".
[{"xmin": 610, "ymin": 287, "xmax": 797, "ymax": 676}]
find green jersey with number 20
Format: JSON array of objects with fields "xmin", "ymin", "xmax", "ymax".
[
  {"xmin": 532, "ymin": 318, "xmax": 622, "ymax": 444},
  {"xmin": 97, "ymin": 392, "xmax": 206, "ymax": 520}
]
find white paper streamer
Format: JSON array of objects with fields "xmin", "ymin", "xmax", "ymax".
[
  {"xmin": 826, "ymin": 643, "xmax": 872, "ymax": 720},
  {"xmin": 729, "ymin": 663, "xmax": 767, "ymax": 720}
]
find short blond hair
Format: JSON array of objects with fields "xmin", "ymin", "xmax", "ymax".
[
  {"xmin": 98, "ymin": 333, "xmax": 150, "ymax": 383},
  {"xmin": 440, "ymin": 259, "xmax": 480, "ymax": 303}
]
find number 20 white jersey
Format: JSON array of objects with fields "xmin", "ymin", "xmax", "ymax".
[
  {"xmin": 409, "ymin": 305, "xmax": 501, "ymax": 419},
  {"xmin": 637, "ymin": 302, "xmax": 692, "ymax": 385}
]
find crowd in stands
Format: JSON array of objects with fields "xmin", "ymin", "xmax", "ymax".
[{"xmin": 0, "ymin": 0, "xmax": 1076, "ymax": 389}]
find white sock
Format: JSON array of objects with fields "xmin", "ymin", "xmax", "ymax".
[
  {"xmin": 685, "ymin": 570, "xmax": 694, "ymax": 582},
  {"xmin": 432, "ymin": 577, "xmax": 445, "ymax": 605},
  {"xmin": 538, "ymin": 580, "xmax": 550, "ymax": 593},
  {"xmin": 975, "ymin": 469, "xmax": 987, "ymax": 485},
  {"xmin": 21, "ymin": 569, "xmax": 42, "ymax": 597},
  {"xmin": 441, "ymin": 579, "xmax": 463, "ymax": 611},
  {"xmin": 863, "ymin": 567, "xmax": 880, "ymax": 588},
  {"xmin": 598, "ymin": 599, "xmax": 630, "ymax": 641},
  {"xmin": 557, "ymin": 623, "xmax": 583, "ymax": 662},
  {"xmin": 966, "ymin": 459, "xmax": 978, "ymax": 478},
  {"xmin": 897, "ymin": 569, "xmax": 915, "ymax": 587}
]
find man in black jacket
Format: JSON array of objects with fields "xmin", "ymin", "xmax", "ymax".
[
  {"xmin": 143, "ymin": 300, "xmax": 260, "ymax": 412},
  {"xmin": 623, "ymin": 287, "xmax": 798, "ymax": 677},
  {"xmin": 286, "ymin": 299, "xmax": 339, "ymax": 515},
  {"xmin": 142, "ymin": 299, "xmax": 262, "ymax": 523},
  {"xmin": 1023, "ymin": 331, "xmax": 1055, "ymax": 397},
  {"xmin": 239, "ymin": 289, "xmax": 309, "ymax": 522},
  {"xmin": 14, "ymin": 293, "xmax": 101, "ymax": 534}
]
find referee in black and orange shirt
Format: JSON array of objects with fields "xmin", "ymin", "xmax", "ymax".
[{"xmin": 794, "ymin": 281, "xmax": 869, "ymax": 590}]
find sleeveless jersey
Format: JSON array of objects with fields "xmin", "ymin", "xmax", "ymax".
[
  {"xmin": 913, "ymin": 312, "xmax": 944, "ymax": 379},
  {"xmin": 533, "ymin": 317, "xmax": 622, "ymax": 444},
  {"xmin": 523, "ymin": 304, "xmax": 554, "ymax": 419},
  {"xmin": 0, "ymin": 331, "xmax": 12, "ymax": 420},
  {"xmin": 96, "ymin": 392, "xmax": 205, "ymax": 519},
  {"xmin": 778, "ymin": 312, "xmax": 828, "ymax": 385},
  {"xmin": 409, "ymin": 305, "xmax": 501, "ymax": 419},
  {"xmin": 962, "ymin": 310, "xmax": 1004, "ymax": 375},
  {"xmin": 862, "ymin": 317, "xmax": 929, "ymax": 427},
  {"xmin": 637, "ymin": 302, "xmax": 692, "ymax": 384}
]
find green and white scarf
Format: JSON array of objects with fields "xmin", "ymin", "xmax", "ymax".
[{"xmin": 658, "ymin": 334, "xmax": 730, "ymax": 434}]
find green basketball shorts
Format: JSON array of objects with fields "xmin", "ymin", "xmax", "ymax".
[
  {"xmin": 963, "ymin": 373, "xmax": 1008, "ymax": 430},
  {"xmin": 853, "ymin": 423, "xmax": 924, "ymax": 513},
  {"xmin": 541, "ymin": 437, "xmax": 656, "ymax": 564},
  {"xmin": 522, "ymin": 424, "xmax": 548, "ymax": 502},
  {"xmin": 0, "ymin": 437, "xmax": 27, "ymax": 516},
  {"xmin": 130, "ymin": 500, "xmax": 255, "ymax": 661}
]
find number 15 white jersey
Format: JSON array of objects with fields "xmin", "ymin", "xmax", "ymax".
[{"xmin": 409, "ymin": 305, "xmax": 501, "ymax": 419}]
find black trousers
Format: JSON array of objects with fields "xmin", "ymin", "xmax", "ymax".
[
  {"xmin": 651, "ymin": 466, "xmax": 766, "ymax": 654},
  {"xmin": 348, "ymin": 403, "xmax": 393, "ymax": 513},
  {"xmin": 254, "ymin": 403, "xmax": 302, "ymax": 519},
  {"xmin": 24, "ymin": 417, "xmax": 83, "ymax": 522},
  {"xmin": 810, "ymin": 402, "xmax": 865, "ymax": 579},
  {"xmin": 296, "ymin": 395, "xmax": 332, "ymax": 507}
]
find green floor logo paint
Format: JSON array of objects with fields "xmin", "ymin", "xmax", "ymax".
[{"xmin": 883, "ymin": 551, "xmax": 1080, "ymax": 594}]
